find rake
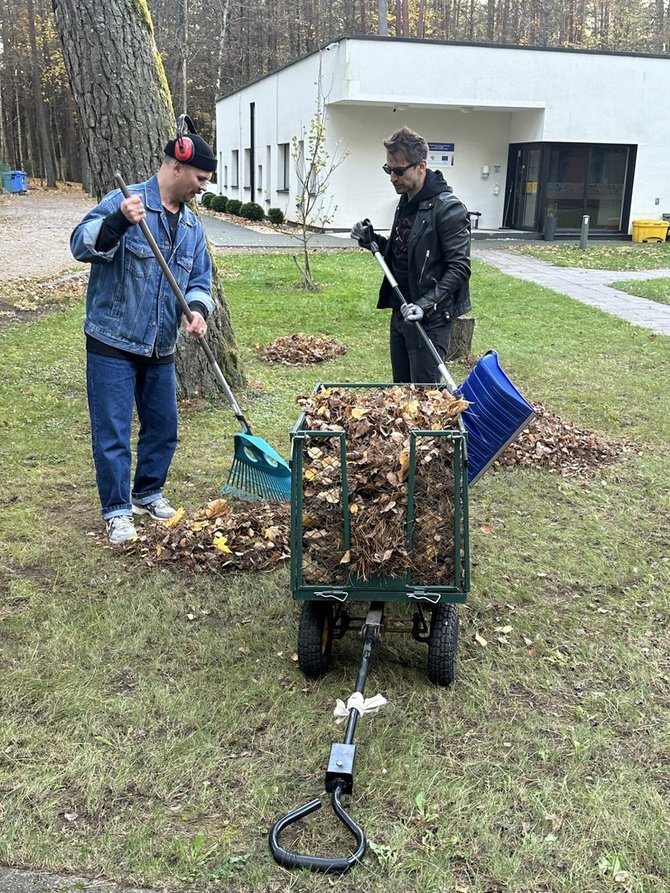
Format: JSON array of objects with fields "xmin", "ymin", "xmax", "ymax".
[{"xmin": 114, "ymin": 173, "xmax": 291, "ymax": 503}]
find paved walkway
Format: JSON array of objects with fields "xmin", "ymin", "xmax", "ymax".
[
  {"xmin": 0, "ymin": 866, "xmax": 152, "ymax": 893},
  {"xmin": 473, "ymin": 245, "xmax": 670, "ymax": 336},
  {"xmin": 202, "ymin": 213, "xmax": 349, "ymax": 249}
]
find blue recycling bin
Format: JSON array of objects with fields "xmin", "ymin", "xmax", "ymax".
[{"xmin": 1, "ymin": 170, "xmax": 28, "ymax": 194}]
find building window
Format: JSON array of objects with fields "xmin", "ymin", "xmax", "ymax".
[
  {"xmin": 244, "ymin": 148, "xmax": 251, "ymax": 188},
  {"xmin": 223, "ymin": 165, "xmax": 228, "ymax": 189},
  {"xmin": 278, "ymin": 143, "xmax": 290, "ymax": 191},
  {"xmin": 257, "ymin": 164, "xmax": 263, "ymax": 193},
  {"xmin": 231, "ymin": 150, "xmax": 239, "ymax": 188}
]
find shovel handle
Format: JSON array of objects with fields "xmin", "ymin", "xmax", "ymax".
[
  {"xmin": 113, "ymin": 172, "xmax": 251, "ymax": 434},
  {"xmin": 362, "ymin": 221, "xmax": 458, "ymax": 394}
]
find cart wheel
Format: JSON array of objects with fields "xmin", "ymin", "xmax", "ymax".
[
  {"xmin": 427, "ymin": 603, "xmax": 459, "ymax": 686},
  {"xmin": 297, "ymin": 601, "xmax": 334, "ymax": 677}
]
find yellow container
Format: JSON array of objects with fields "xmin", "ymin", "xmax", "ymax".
[{"xmin": 632, "ymin": 219, "xmax": 670, "ymax": 242}]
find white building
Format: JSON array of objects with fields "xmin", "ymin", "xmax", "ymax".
[{"xmin": 215, "ymin": 37, "xmax": 670, "ymax": 237}]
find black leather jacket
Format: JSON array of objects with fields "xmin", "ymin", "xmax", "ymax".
[{"xmin": 376, "ymin": 189, "xmax": 471, "ymax": 321}]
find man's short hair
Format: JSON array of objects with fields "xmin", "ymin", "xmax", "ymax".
[{"xmin": 383, "ymin": 127, "xmax": 428, "ymax": 165}]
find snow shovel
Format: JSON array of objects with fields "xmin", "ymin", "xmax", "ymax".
[
  {"xmin": 114, "ymin": 173, "xmax": 291, "ymax": 502},
  {"xmin": 355, "ymin": 221, "xmax": 535, "ymax": 484}
]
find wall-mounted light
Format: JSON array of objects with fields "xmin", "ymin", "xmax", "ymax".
[{"xmin": 481, "ymin": 164, "xmax": 490, "ymax": 179}]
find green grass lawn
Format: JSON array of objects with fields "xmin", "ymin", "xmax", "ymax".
[
  {"xmin": 610, "ymin": 277, "xmax": 670, "ymax": 305},
  {"xmin": 505, "ymin": 240, "xmax": 670, "ymax": 271},
  {"xmin": 0, "ymin": 253, "xmax": 668, "ymax": 892}
]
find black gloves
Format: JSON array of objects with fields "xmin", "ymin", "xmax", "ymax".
[{"xmin": 350, "ymin": 219, "xmax": 375, "ymax": 248}]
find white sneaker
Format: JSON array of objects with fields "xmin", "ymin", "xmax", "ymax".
[
  {"xmin": 106, "ymin": 515, "xmax": 137, "ymax": 544},
  {"xmin": 131, "ymin": 495, "xmax": 176, "ymax": 521}
]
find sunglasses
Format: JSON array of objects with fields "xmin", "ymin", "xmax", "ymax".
[{"xmin": 382, "ymin": 161, "xmax": 419, "ymax": 177}]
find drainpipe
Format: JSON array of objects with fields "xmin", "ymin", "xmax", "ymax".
[{"xmin": 250, "ymin": 102, "xmax": 255, "ymax": 197}]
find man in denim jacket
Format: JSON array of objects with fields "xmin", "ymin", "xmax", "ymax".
[{"xmin": 71, "ymin": 131, "xmax": 216, "ymax": 543}]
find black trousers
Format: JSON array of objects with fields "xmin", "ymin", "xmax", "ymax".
[{"xmin": 389, "ymin": 309, "xmax": 453, "ymax": 383}]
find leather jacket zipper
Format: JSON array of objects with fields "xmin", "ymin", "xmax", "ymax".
[{"xmin": 419, "ymin": 249, "xmax": 430, "ymax": 282}]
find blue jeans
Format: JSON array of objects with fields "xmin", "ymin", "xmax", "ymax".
[{"xmin": 86, "ymin": 353, "xmax": 178, "ymax": 519}]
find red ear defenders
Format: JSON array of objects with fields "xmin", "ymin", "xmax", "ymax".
[{"xmin": 174, "ymin": 114, "xmax": 196, "ymax": 163}]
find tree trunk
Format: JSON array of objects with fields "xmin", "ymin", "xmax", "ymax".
[
  {"xmin": 445, "ymin": 316, "xmax": 475, "ymax": 361},
  {"xmin": 52, "ymin": 0, "xmax": 244, "ymax": 394},
  {"xmin": 378, "ymin": 0, "xmax": 388, "ymax": 35},
  {"xmin": 52, "ymin": 0, "xmax": 174, "ymax": 194},
  {"xmin": 27, "ymin": 0, "xmax": 58, "ymax": 185},
  {"xmin": 179, "ymin": 0, "xmax": 188, "ymax": 114}
]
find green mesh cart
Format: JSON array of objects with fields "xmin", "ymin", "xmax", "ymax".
[{"xmin": 289, "ymin": 382, "xmax": 470, "ymax": 687}]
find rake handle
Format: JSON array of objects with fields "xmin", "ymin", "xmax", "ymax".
[{"xmin": 113, "ymin": 172, "xmax": 251, "ymax": 434}]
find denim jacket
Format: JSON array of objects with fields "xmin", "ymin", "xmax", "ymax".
[{"xmin": 71, "ymin": 174, "xmax": 213, "ymax": 357}]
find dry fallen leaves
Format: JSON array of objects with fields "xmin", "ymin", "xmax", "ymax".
[
  {"xmin": 494, "ymin": 403, "xmax": 631, "ymax": 478},
  {"xmin": 296, "ymin": 385, "xmax": 469, "ymax": 584},
  {"xmin": 127, "ymin": 498, "xmax": 290, "ymax": 574},
  {"xmin": 258, "ymin": 332, "xmax": 348, "ymax": 366},
  {"xmin": 119, "ymin": 397, "xmax": 627, "ymax": 579},
  {"xmin": 0, "ymin": 272, "xmax": 87, "ymax": 316}
]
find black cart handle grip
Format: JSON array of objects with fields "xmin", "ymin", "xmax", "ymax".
[{"xmin": 269, "ymin": 784, "xmax": 366, "ymax": 874}]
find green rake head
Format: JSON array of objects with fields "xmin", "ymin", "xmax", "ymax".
[{"xmin": 221, "ymin": 432, "xmax": 291, "ymax": 503}]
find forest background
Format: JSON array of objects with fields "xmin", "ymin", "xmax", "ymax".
[{"xmin": 2, "ymin": 0, "xmax": 670, "ymax": 189}]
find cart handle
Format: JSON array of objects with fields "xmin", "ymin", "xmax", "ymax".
[{"xmin": 269, "ymin": 782, "xmax": 366, "ymax": 873}]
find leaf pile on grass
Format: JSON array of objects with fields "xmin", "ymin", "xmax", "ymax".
[
  {"xmin": 131, "ymin": 498, "xmax": 290, "ymax": 574},
  {"xmin": 0, "ymin": 272, "xmax": 87, "ymax": 315},
  {"xmin": 495, "ymin": 402, "xmax": 630, "ymax": 477},
  {"xmin": 297, "ymin": 385, "xmax": 468, "ymax": 583},
  {"xmin": 258, "ymin": 332, "xmax": 348, "ymax": 365}
]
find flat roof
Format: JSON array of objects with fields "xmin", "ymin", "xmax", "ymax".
[{"xmin": 216, "ymin": 34, "xmax": 670, "ymax": 102}]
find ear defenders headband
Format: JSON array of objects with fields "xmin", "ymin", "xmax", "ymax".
[{"xmin": 174, "ymin": 114, "xmax": 197, "ymax": 163}]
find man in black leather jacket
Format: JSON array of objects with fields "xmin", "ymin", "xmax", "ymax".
[{"xmin": 352, "ymin": 127, "xmax": 471, "ymax": 383}]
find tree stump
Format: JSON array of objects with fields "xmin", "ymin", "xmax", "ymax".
[{"xmin": 446, "ymin": 316, "xmax": 476, "ymax": 361}]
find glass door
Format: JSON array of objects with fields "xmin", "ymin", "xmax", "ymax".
[
  {"xmin": 505, "ymin": 142, "xmax": 636, "ymax": 233},
  {"xmin": 505, "ymin": 145, "xmax": 543, "ymax": 230}
]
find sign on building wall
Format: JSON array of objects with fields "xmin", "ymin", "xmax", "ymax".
[{"xmin": 428, "ymin": 142, "xmax": 455, "ymax": 169}]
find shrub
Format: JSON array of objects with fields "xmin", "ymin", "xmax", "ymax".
[
  {"xmin": 267, "ymin": 207, "xmax": 285, "ymax": 226},
  {"xmin": 240, "ymin": 202, "xmax": 265, "ymax": 222},
  {"xmin": 211, "ymin": 194, "xmax": 228, "ymax": 213},
  {"xmin": 226, "ymin": 199, "xmax": 242, "ymax": 216},
  {"xmin": 200, "ymin": 192, "xmax": 214, "ymax": 208}
]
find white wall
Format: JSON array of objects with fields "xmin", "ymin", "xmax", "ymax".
[
  {"xmin": 216, "ymin": 38, "xmax": 670, "ymax": 230},
  {"xmin": 324, "ymin": 104, "xmax": 513, "ymax": 231}
]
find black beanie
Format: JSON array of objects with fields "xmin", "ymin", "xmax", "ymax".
[{"xmin": 164, "ymin": 133, "xmax": 217, "ymax": 172}]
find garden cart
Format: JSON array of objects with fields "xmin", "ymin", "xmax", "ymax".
[{"xmin": 269, "ymin": 381, "xmax": 469, "ymax": 872}]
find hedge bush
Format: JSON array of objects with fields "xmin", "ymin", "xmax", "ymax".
[
  {"xmin": 210, "ymin": 194, "xmax": 227, "ymax": 212},
  {"xmin": 239, "ymin": 202, "xmax": 265, "ymax": 222},
  {"xmin": 267, "ymin": 207, "xmax": 284, "ymax": 225},
  {"xmin": 200, "ymin": 192, "xmax": 214, "ymax": 208},
  {"xmin": 226, "ymin": 199, "xmax": 242, "ymax": 216}
]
